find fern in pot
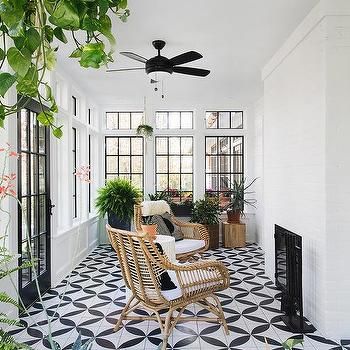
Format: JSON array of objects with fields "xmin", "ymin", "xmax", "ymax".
[
  {"xmin": 191, "ymin": 196, "xmax": 221, "ymax": 249},
  {"xmin": 95, "ymin": 178, "xmax": 141, "ymax": 230}
]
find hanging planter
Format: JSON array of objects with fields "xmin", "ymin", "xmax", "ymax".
[{"xmin": 137, "ymin": 124, "xmax": 153, "ymax": 138}]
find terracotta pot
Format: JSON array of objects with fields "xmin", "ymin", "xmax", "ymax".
[
  {"xmin": 227, "ymin": 209, "xmax": 241, "ymax": 223},
  {"xmin": 141, "ymin": 224, "xmax": 158, "ymax": 238}
]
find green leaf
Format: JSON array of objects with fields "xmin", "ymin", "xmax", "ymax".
[
  {"xmin": 0, "ymin": 48, "xmax": 5, "ymax": 61},
  {"xmin": 0, "ymin": 106, "xmax": 5, "ymax": 128},
  {"xmin": 45, "ymin": 48, "xmax": 56, "ymax": 70},
  {"xmin": 53, "ymin": 27, "xmax": 68, "ymax": 43},
  {"xmin": 48, "ymin": 0, "xmax": 80, "ymax": 30},
  {"xmin": 7, "ymin": 18, "xmax": 24, "ymax": 37},
  {"xmin": 99, "ymin": 0, "xmax": 109, "ymax": 16},
  {"xmin": 26, "ymin": 28, "xmax": 41, "ymax": 53},
  {"xmin": 0, "ymin": 0, "xmax": 25, "ymax": 28},
  {"xmin": 82, "ymin": 15, "xmax": 100, "ymax": 31},
  {"xmin": 119, "ymin": 0, "xmax": 128, "ymax": 9},
  {"xmin": 79, "ymin": 42, "xmax": 107, "ymax": 68},
  {"xmin": 7, "ymin": 47, "xmax": 31, "ymax": 77},
  {"xmin": 16, "ymin": 65, "xmax": 39, "ymax": 97},
  {"xmin": 282, "ymin": 338, "xmax": 304, "ymax": 350},
  {"xmin": 53, "ymin": 127, "xmax": 63, "ymax": 139},
  {"xmin": 50, "ymin": 100, "xmax": 58, "ymax": 113},
  {"xmin": 37, "ymin": 111, "xmax": 54, "ymax": 126},
  {"xmin": 44, "ymin": 25, "xmax": 54, "ymax": 43},
  {"xmin": 0, "ymin": 73, "xmax": 17, "ymax": 97},
  {"xmin": 69, "ymin": 48, "xmax": 82, "ymax": 58}
]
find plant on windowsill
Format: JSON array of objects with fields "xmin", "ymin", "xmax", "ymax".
[
  {"xmin": 224, "ymin": 177, "xmax": 258, "ymax": 224},
  {"xmin": 190, "ymin": 196, "xmax": 221, "ymax": 249},
  {"xmin": 170, "ymin": 198, "xmax": 194, "ymax": 217},
  {"xmin": 0, "ymin": 0, "xmax": 130, "ymax": 137},
  {"xmin": 95, "ymin": 178, "xmax": 142, "ymax": 230},
  {"xmin": 148, "ymin": 190, "xmax": 173, "ymax": 204},
  {"xmin": 136, "ymin": 124, "xmax": 153, "ymax": 139}
]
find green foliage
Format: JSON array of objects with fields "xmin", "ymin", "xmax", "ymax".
[
  {"xmin": 224, "ymin": 177, "xmax": 258, "ymax": 213},
  {"xmin": 0, "ymin": 0, "xmax": 130, "ymax": 136},
  {"xmin": 191, "ymin": 196, "xmax": 221, "ymax": 225},
  {"xmin": 0, "ymin": 330, "xmax": 31, "ymax": 349},
  {"xmin": 136, "ymin": 124, "xmax": 153, "ymax": 138},
  {"xmin": 148, "ymin": 190, "xmax": 172, "ymax": 204},
  {"xmin": 281, "ymin": 337, "xmax": 304, "ymax": 350},
  {"xmin": 95, "ymin": 178, "xmax": 141, "ymax": 221}
]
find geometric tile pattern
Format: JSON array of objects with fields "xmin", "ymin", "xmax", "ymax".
[{"xmin": 9, "ymin": 244, "xmax": 348, "ymax": 350}]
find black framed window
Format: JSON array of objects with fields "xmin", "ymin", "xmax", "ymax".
[
  {"xmin": 72, "ymin": 96, "xmax": 77, "ymax": 117},
  {"xmin": 88, "ymin": 134, "xmax": 92, "ymax": 213},
  {"xmin": 156, "ymin": 111, "xmax": 193, "ymax": 129},
  {"xmin": 155, "ymin": 136, "xmax": 193, "ymax": 203},
  {"xmin": 72, "ymin": 127, "xmax": 77, "ymax": 218},
  {"xmin": 106, "ymin": 112, "xmax": 143, "ymax": 130},
  {"xmin": 205, "ymin": 136, "xmax": 244, "ymax": 208},
  {"xmin": 105, "ymin": 136, "xmax": 144, "ymax": 191},
  {"xmin": 206, "ymin": 111, "xmax": 243, "ymax": 129},
  {"xmin": 88, "ymin": 108, "xmax": 91, "ymax": 125}
]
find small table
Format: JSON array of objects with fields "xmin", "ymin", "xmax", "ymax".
[
  {"xmin": 222, "ymin": 222, "xmax": 246, "ymax": 248},
  {"xmin": 154, "ymin": 234, "xmax": 176, "ymax": 262}
]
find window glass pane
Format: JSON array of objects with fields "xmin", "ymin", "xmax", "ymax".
[
  {"xmin": 106, "ymin": 138, "xmax": 118, "ymax": 155},
  {"xmin": 181, "ymin": 138, "xmax": 193, "ymax": 155},
  {"xmin": 181, "ymin": 156, "xmax": 192, "ymax": 173},
  {"xmin": 169, "ymin": 156, "xmax": 180, "ymax": 173},
  {"xmin": 31, "ymin": 196, "xmax": 38, "ymax": 236},
  {"xmin": 131, "ymin": 138, "xmax": 143, "ymax": 155},
  {"xmin": 106, "ymin": 112, "xmax": 118, "ymax": 129},
  {"xmin": 106, "ymin": 156, "xmax": 118, "ymax": 173},
  {"xmin": 131, "ymin": 156, "xmax": 143, "ymax": 173},
  {"xmin": 21, "ymin": 110, "xmax": 28, "ymax": 151},
  {"xmin": 181, "ymin": 174, "xmax": 192, "ymax": 191},
  {"xmin": 39, "ymin": 195, "xmax": 46, "ymax": 234},
  {"xmin": 119, "ymin": 138, "xmax": 131, "ymax": 155},
  {"xmin": 30, "ymin": 111, "xmax": 38, "ymax": 153},
  {"xmin": 31, "ymin": 154, "xmax": 38, "ymax": 194},
  {"xmin": 219, "ymin": 137, "xmax": 229, "ymax": 153},
  {"xmin": 169, "ymin": 174, "xmax": 180, "ymax": 191},
  {"xmin": 169, "ymin": 137, "xmax": 180, "ymax": 154},
  {"xmin": 156, "ymin": 174, "xmax": 168, "ymax": 191},
  {"xmin": 231, "ymin": 137, "xmax": 243, "ymax": 154},
  {"xmin": 231, "ymin": 155, "xmax": 243, "ymax": 173},
  {"xmin": 119, "ymin": 112, "xmax": 130, "ymax": 129},
  {"xmin": 156, "ymin": 156, "xmax": 168, "ymax": 173},
  {"xmin": 180, "ymin": 112, "xmax": 193, "ymax": 129},
  {"xmin": 231, "ymin": 111, "xmax": 243, "ymax": 128},
  {"xmin": 39, "ymin": 156, "xmax": 46, "ymax": 193},
  {"xmin": 206, "ymin": 174, "xmax": 218, "ymax": 191},
  {"xmin": 168, "ymin": 112, "xmax": 180, "ymax": 129},
  {"xmin": 206, "ymin": 155, "xmax": 217, "ymax": 173},
  {"xmin": 206, "ymin": 137, "xmax": 217, "ymax": 154},
  {"xmin": 206, "ymin": 112, "xmax": 218, "ymax": 128},
  {"xmin": 219, "ymin": 155, "xmax": 231, "ymax": 173},
  {"xmin": 156, "ymin": 138, "xmax": 168, "ymax": 154},
  {"xmin": 21, "ymin": 153, "xmax": 29, "ymax": 196},
  {"xmin": 156, "ymin": 112, "xmax": 167, "ymax": 129},
  {"xmin": 119, "ymin": 156, "xmax": 130, "ymax": 173},
  {"xmin": 219, "ymin": 112, "xmax": 230, "ymax": 128},
  {"xmin": 131, "ymin": 174, "xmax": 143, "ymax": 191},
  {"xmin": 131, "ymin": 112, "xmax": 143, "ymax": 129},
  {"xmin": 39, "ymin": 234, "xmax": 46, "ymax": 274}
]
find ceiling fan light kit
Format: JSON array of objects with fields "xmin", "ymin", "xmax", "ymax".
[{"xmin": 107, "ymin": 40, "xmax": 210, "ymax": 77}]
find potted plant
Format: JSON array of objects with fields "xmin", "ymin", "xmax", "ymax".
[
  {"xmin": 191, "ymin": 196, "xmax": 221, "ymax": 249},
  {"xmin": 225, "ymin": 178, "xmax": 258, "ymax": 224},
  {"xmin": 148, "ymin": 190, "xmax": 172, "ymax": 203},
  {"xmin": 136, "ymin": 124, "xmax": 153, "ymax": 138},
  {"xmin": 95, "ymin": 178, "xmax": 141, "ymax": 230},
  {"xmin": 170, "ymin": 198, "xmax": 194, "ymax": 217},
  {"xmin": 141, "ymin": 216, "xmax": 157, "ymax": 239}
]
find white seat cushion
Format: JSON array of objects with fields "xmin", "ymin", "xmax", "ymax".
[{"xmin": 175, "ymin": 239, "xmax": 206, "ymax": 255}]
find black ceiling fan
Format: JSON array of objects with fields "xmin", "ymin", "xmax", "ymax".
[{"xmin": 107, "ymin": 40, "xmax": 210, "ymax": 77}]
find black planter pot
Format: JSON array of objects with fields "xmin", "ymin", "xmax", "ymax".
[{"xmin": 107, "ymin": 212, "xmax": 131, "ymax": 231}]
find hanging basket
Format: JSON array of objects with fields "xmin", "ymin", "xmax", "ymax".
[{"xmin": 136, "ymin": 124, "xmax": 153, "ymax": 138}]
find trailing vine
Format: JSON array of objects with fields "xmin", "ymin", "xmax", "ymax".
[{"xmin": 0, "ymin": 0, "xmax": 129, "ymax": 137}]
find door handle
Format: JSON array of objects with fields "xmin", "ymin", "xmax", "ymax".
[{"xmin": 48, "ymin": 200, "xmax": 55, "ymax": 216}]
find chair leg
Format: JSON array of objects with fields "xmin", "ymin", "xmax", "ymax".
[
  {"xmin": 114, "ymin": 295, "xmax": 135, "ymax": 331},
  {"xmin": 212, "ymin": 294, "xmax": 229, "ymax": 335},
  {"xmin": 161, "ymin": 309, "xmax": 173, "ymax": 350}
]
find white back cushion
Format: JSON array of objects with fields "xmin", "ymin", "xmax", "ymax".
[{"xmin": 141, "ymin": 200, "xmax": 171, "ymax": 216}]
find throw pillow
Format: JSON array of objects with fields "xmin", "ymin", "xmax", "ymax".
[
  {"xmin": 155, "ymin": 243, "xmax": 176, "ymax": 291},
  {"xmin": 161, "ymin": 212, "xmax": 184, "ymax": 241}
]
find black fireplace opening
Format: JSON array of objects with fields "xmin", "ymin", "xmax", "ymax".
[{"xmin": 274, "ymin": 225, "xmax": 315, "ymax": 333}]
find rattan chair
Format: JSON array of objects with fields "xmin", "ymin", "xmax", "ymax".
[
  {"xmin": 106, "ymin": 225, "xmax": 229, "ymax": 350},
  {"xmin": 134, "ymin": 203, "xmax": 209, "ymax": 261}
]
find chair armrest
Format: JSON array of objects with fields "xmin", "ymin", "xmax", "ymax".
[{"xmin": 172, "ymin": 218, "xmax": 209, "ymax": 243}]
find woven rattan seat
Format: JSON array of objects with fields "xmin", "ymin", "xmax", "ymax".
[{"xmin": 106, "ymin": 225, "xmax": 229, "ymax": 350}]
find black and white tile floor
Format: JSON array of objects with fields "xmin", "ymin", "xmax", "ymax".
[{"xmin": 9, "ymin": 244, "xmax": 349, "ymax": 350}]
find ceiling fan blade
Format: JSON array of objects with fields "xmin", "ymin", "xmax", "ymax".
[
  {"xmin": 169, "ymin": 51, "xmax": 203, "ymax": 66},
  {"xmin": 173, "ymin": 66, "xmax": 210, "ymax": 77},
  {"xmin": 120, "ymin": 52, "xmax": 147, "ymax": 63},
  {"xmin": 106, "ymin": 67, "xmax": 145, "ymax": 72}
]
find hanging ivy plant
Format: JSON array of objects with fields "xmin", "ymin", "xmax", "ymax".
[
  {"xmin": 136, "ymin": 124, "xmax": 153, "ymax": 138},
  {"xmin": 0, "ymin": 0, "xmax": 130, "ymax": 137}
]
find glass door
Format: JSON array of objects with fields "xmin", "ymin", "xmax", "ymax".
[{"xmin": 17, "ymin": 99, "xmax": 51, "ymax": 307}]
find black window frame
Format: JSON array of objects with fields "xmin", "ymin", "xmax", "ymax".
[
  {"xmin": 72, "ymin": 96, "xmax": 77, "ymax": 117},
  {"xmin": 205, "ymin": 111, "xmax": 244, "ymax": 129},
  {"xmin": 205, "ymin": 136, "xmax": 244, "ymax": 206},
  {"xmin": 105, "ymin": 111, "xmax": 143, "ymax": 130},
  {"xmin": 155, "ymin": 111, "xmax": 193, "ymax": 129},
  {"xmin": 104, "ymin": 136, "xmax": 144, "ymax": 192},
  {"xmin": 88, "ymin": 108, "xmax": 91, "ymax": 125},
  {"xmin": 88, "ymin": 134, "xmax": 92, "ymax": 213},
  {"xmin": 155, "ymin": 136, "xmax": 194, "ymax": 202}
]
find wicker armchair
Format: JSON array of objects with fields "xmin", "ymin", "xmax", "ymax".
[
  {"xmin": 134, "ymin": 203, "xmax": 209, "ymax": 261},
  {"xmin": 106, "ymin": 225, "xmax": 229, "ymax": 350}
]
